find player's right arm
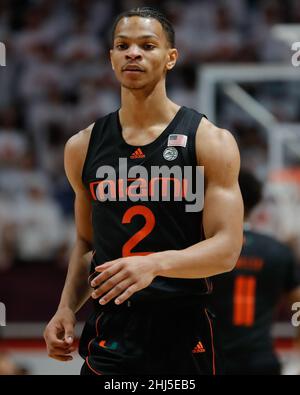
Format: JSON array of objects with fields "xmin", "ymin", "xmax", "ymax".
[{"xmin": 44, "ymin": 125, "xmax": 94, "ymax": 362}]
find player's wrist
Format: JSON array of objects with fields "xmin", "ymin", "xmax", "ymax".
[
  {"xmin": 151, "ymin": 250, "xmax": 177, "ymax": 277},
  {"xmin": 57, "ymin": 302, "xmax": 77, "ymax": 315}
]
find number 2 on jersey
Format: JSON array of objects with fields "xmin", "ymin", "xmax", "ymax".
[{"xmin": 122, "ymin": 206, "xmax": 155, "ymax": 257}]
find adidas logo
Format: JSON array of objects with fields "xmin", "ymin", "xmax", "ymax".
[
  {"xmin": 192, "ymin": 341, "xmax": 206, "ymax": 353},
  {"xmin": 130, "ymin": 148, "xmax": 145, "ymax": 159}
]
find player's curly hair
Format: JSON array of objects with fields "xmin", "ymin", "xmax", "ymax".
[{"xmin": 111, "ymin": 7, "xmax": 175, "ymax": 48}]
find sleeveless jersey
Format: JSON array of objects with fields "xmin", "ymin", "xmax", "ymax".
[{"xmin": 82, "ymin": 106, "xmax": 211, "ymax": 305}]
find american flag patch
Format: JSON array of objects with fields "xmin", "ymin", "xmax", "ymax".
[{"xmin": 167, "ymin": 134, "xmax": 188, "ymax": 148}]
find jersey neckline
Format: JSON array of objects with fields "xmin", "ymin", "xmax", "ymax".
[{"xmin": 114, "ymin": 106, "xmax": 186, "ymax": 149}]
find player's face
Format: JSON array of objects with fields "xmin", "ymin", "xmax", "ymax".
[{"xmin": 110, "ymin": 16, "xmax": 177, "ymax": 90}]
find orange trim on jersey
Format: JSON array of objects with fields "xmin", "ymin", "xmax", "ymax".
[
  {"xmin": 89, "ymin": 181, "xmax": 100, "ymax": 200},
  {"xmin": 86, "ymin": 312, "xmax": 104, "ymax": 375},
  {"xmin": 205, "ymin": 309, "xmax": 216, "ymax": 375},
  {"xmin": 85, "ymin": 356, "xmax": 103, "ymax": 375}
]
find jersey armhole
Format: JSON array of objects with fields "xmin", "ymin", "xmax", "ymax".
[
  {"xmin": 81, "ymin": 122, "xmax": 99, "ymax": 189},
  {"xmin": 188, "ymin": 112, "xmax": 207, "ymax": 167},
  {"xmin": 81, "ymin": 112, "xmax": 113, "ymax": 188}
]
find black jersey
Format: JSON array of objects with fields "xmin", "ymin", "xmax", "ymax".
[
  {"xmin": 82, "ymin": 106, "xmax": 211, "ymax": 306},
  {"xmin": 210, "ymin": 229, "xmax": 300, "ymax": 364}
]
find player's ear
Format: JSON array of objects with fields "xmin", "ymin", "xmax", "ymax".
[
  {"xmin": 166, "ymin": 48, "xmax": 178, "ymax": 71},
  {"xmin": 110, "ymin": 49, "xmax": 115, "ymax": 71}
]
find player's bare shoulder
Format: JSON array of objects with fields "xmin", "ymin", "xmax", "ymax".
[
  {"xmin": 64, "ymin": 123, "xmax": 95, "ymax": 190},
  {"xmin": 196, "ymin": 117, "xmax": 240, "ymax": 183},
  {"xmin": 65, "ymin": 123, "xmax": 94, "ymax": 159}
]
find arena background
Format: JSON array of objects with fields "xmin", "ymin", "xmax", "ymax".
[{"xmin": 0, "ymin": 0, "xmax": 300, "ymax": 375}]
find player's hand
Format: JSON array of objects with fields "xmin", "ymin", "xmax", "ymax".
[
  {"xmin": 90, "ymin": 255, "xmax": 158, "ymax": 305},
  {"xmin": 43, "ymin": 307, "xmax": 77, "ymax": 362}
]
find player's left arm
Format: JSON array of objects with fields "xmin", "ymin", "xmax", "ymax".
[
  {"xmin": 152, "ymin": 118, "xmax": 244, "ymax": 278},
  {"xmin": 90, "ymin": 120, "xmax": 243, "ymax": 305}
]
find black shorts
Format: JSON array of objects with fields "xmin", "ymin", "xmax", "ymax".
[{"xmin": 79, "ymin": 301, "xmax": 223, "ymax": 375}]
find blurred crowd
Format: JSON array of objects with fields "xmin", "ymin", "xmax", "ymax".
[{"xmin": 0, "ymin": 0, "xmax": 299, "ymax": 269}]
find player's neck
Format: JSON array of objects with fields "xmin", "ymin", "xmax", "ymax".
[{"xmin": 119, "ymin": 81, "xmax": 179, "ymax": 129}]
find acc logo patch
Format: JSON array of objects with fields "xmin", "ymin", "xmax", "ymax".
[{"xmin": 163, "ymin": 147, "xmax": 178, "ymax": 161}]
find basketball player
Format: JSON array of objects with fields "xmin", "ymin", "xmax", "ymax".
[
  {"xmin": 211, "ymin": 170, "xmax": 300, "ymax": 375},
  {"xmin": 43, "ymin": 7, "xmax": 243, "ymax": 375}
]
